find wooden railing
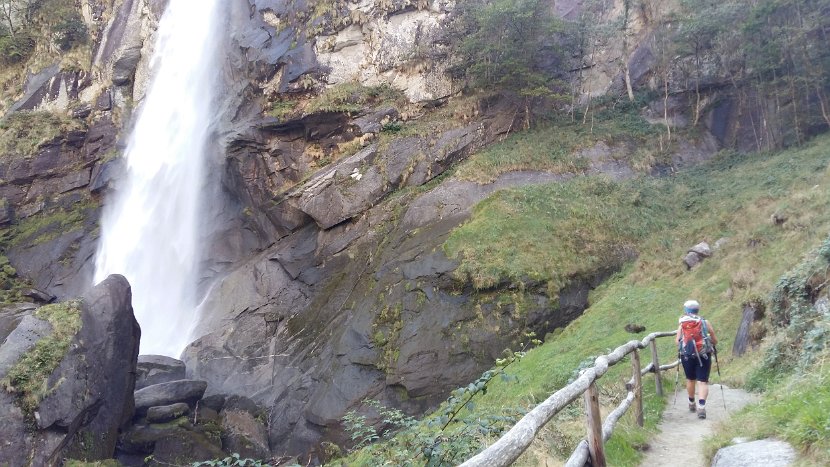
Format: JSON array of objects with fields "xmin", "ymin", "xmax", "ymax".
[{"xmin": 459, "ymin": 331, "xmax": 680, "ymax": 467}]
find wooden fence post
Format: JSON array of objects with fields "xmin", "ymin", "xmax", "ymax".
[
  {"xmin": 650, "ymin": 339, "xmax": 664, "ymax": 397},
  {"xmin": 584, "ymin": 381, "xmax": 606, "ymax": 467},
  {"xmin": 631, "ymin": 349, "xmax": 644, "ymax": 427}
]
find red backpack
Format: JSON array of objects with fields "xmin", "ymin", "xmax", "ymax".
[{"xmin": 679, "ymin": 315, "xmax": 713, "ymax": 358}]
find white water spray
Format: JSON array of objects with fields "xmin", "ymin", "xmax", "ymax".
[{"xmin": 95, "ymin": 0, "xmax": 225, "ymax": 357}]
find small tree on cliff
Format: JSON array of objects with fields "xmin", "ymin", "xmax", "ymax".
[{"xmin": 450, "ymin": 0, "xmax": 567, "ymax": 127}]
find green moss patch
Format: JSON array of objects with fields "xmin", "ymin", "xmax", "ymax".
[
  {"xmin": 0, "ymin": 110, "xmax": 84, "ymax": 158},
  {"xmin": 3, "ymin": 198, "xmax": 97, "ymax": 248},
  {"xmin": 2, "ymin": 300, "xmax": 83, "ymax": 415},
  {"xmin": 305, "ymin": 82, "xmax": 404, "ymax": 115}
]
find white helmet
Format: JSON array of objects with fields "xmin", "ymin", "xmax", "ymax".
[{"xmin": 684, "ymin": 300, "xmax": 700, "ymax": 313}]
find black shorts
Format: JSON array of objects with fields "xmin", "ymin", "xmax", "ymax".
[{"xmin": 681, "ymin": 353, "xmax": 712, "ymax": 382}]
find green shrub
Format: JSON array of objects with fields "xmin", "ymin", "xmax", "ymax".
[
  {"xmin": 0, "ymin": 31, "xmax": 35, "ymax": 64},
  {"xmin": 51, "ymin": 12, "xmax": 87, "ymax": 51}
]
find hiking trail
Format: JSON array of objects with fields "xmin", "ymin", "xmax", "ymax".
[{"xmin": 639, "ymin": 383, "xmax": 757, "ymax": 467}]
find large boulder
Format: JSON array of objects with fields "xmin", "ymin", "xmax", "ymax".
[
  {"xmin": 136, "ymin": 355, "xmax": 187, "ymax": 390},
  {"xmin": 711, "ymin": 439, "xmax": 796, "ymax": 467},
  {"xmin": 134, "ymin": 380, "xmax": 208, "ymax": 416},
  {"xmin": 0, "ymin": 274, "xmax": 141, "ymax": 465}
]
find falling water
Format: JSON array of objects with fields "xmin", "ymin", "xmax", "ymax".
[{"xmin": 95, "ymin": 0, "xmax": 225, "ymax": 357}]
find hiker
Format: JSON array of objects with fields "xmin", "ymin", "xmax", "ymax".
[{"xmin": 676, "ymin": 299, "xmax": 718, "ymax": 419}]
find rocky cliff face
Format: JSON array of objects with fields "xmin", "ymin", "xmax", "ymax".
[{"xmin": 0, "ymin": 0, "xmax": 816, "ymax": 462}]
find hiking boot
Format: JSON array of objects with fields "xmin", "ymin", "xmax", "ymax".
[
  {"xmin": 697, "ymin": 406, "xmax": 706, "ymax": 419},
  {"xmin": 689, "ymin": 402, "xmax": 696, "ymax": 412}
]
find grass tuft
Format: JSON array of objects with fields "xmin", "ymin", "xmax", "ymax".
[
  {"xmin": 2, "ymin": 300, "xmax": 83, "ymax": 416},
  {"xmin": 0, "ymin": 110, "xmax": 84, "ymax": 158}
]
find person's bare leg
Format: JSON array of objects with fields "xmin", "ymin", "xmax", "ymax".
[
  {"xmin": 699, "ymin": 381, "xmax": 709, "ymax": 401},
  {"xmin": 686, "ymin": 380, "xmax": 695, "ymax": 399}
]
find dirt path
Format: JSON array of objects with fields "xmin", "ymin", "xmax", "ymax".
[{"xmin": 639, "ymin": 383, "xmax": 757, "ymax": 467}]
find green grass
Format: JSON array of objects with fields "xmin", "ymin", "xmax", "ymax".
[
  {"xmin": 446, "ymin": 136, "xmax": 830, "ymax": 296},
  {"xmin": 0, "ymin": 110, "xmax": 84, "ymax": 158},
  {"xmin": 2, "ymin": 300, "xmax": 83, "ymax": 416},
  {"xmin": 454, "ymin": 97, "xmax": 669, "ymax": 183},
  {"xmin": 0, "ymin": 254, "xmax": 31, "ymax": 304},
  {"xmin": 340, "ymin": 134, "xmax": 830, "ymax": 466},
  {"xmin": 305, "ymin": 82, "xmax": 405, "ymax": 115},
  {"xmin": 2, "ymin": 199, "xmax": 96, "ymax": 248},
  {"xmin": 704, "ymin": 357, "xmax": 830, "ymax": 466},
  {"xmin": 444, "ymin": 176, "xmax": 674, "ymax": 291}
]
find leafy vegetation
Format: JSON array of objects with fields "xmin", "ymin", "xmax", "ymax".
[
  {"xmin": 0, "ymin": 110, "xmax": 84, "ymax": 158},
  {"xmin": 668, "ymin": 0, "xmax": 830, "ymax": 147},
  {"xmin": 0, "ymin": 0, "xmax": 88, "ymax": 64},
  {"xmin": 192, "ymin": 453, "xmax": 273, "ymax": 467},
  {"xmin": 451, "ymin": 0, "xmax": 568, "ymax": 108},
  {"xmin": 338, "ymin": 340, "xmax": 539, "ymax": 466},
  {"xmin": 2, "ymin": 300, "xmax": 82, "ymax": 416}
]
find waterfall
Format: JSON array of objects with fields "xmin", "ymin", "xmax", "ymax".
[{"xmin": 95, "ymin": 0, "xmax": 225, "ymax": 357}]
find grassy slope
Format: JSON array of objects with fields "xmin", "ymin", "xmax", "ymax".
[
  {"xmin": 342, "ymin": 134, "xmax": 830, "ymax": 466},
  {"xmin": 449, "ymin": 135, "xmax": 830, "ymax": 465}
]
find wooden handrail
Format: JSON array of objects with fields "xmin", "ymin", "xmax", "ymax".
[{"xmin": 459, "ymin": 331, "xmax": 678, "ymax": 467}]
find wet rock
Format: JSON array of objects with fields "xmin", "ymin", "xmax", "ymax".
[
  {"xmin": 134, "ymin": 380, "xmax": 208, "ymax": 416},
  {"xmin": 146, "ymin": 402, "xmax": 190, "ymax": 424},
  {"xmin": 96, "ymin": 90, "xmax": 113, "ymax": 111},
  {"xmin": 136, "ymin": 355, "xmax": 187, "ymax": 390},
  {"xmin": 352, "ymin": 107, "xmax": 399, "ymax": 134},
  {"xmin": 89, "ymin": 157, "xmax": 125, "ymax": 194},
  {"xmin": 711, "ymin": 438, "xmax": 796, "ymax": 467}
]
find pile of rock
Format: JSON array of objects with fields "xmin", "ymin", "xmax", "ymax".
[{"xmin": 117, "ymin": 356, "xmax": 271, "ymax": 465}]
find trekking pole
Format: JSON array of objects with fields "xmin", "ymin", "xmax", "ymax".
[
  {"xmin": 713, "ymin": 346, "xmax": 727, "ymax": 412},
  {"xmin": 673, "ymin": 362, "xmax": 680, "ymax": 406}
]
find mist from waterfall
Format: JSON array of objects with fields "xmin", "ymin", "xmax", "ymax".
[{"xmin": 94, "ymin": 0, "xmax": 225, "ymax": 357}]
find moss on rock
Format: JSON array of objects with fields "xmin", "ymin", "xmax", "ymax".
[
  {"xmin": 2, "ymin": 299, "xmax": 82, "ymax": 415},
  {"xmin": 0, "ymin": 110, "xmax": 84, "ymax": 158}
]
